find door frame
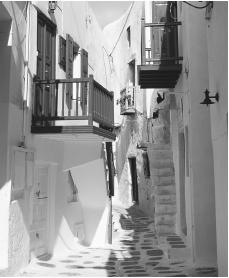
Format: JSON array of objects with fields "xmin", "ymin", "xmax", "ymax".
[
  {"xmin": 30, "ymin": 161, "xmax": 57, "ymax": 256},
  {"xmin": 128, "ymin": 156, "xmax": 139, "ymax": 204},
  {"xmin": 178, "ymin": 131, "xmax": 187, "ymax": 236}
]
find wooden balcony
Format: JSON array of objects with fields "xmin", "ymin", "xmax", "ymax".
[
  {"xmin": 138, "ymin": 18, "xmax": 182, "ymax": 89},
  {"xmin": 31, "ymin": 75, "xmax": 115, "ymax": 141},
  {"xmin": 118, "ymin": 85, "xmax": 137, "ymax": 115}
]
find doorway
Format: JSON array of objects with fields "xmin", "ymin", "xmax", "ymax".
[
  {"xmin": 179, "ymin": 131, "xmax": 187, "ymax": 235},
  {"xmin": 30, "ymin": 164, "xmax": 49, "ymax": 257},
  {"xmin": 128, "ymin": 157, "xmax": 139, "ymax": 204}
]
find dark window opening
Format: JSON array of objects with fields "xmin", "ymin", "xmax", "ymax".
[
  {"xmin": 128, "ymin": 157, "xmax": 139, "ymax": 204},
  {"xmin": 127, "ymin": 26, "xmax": 131, "ymax": 47},
  {"xmin": 142, "ymin": 151, "xmax": 150, "ymax": 178},
  {"xmin": 59, "ymin": 35, "xmax": 66, "ymax": 71},
  {"xmin": 128, "ymin": 59, "xmax": 135, "ymax": 86}
]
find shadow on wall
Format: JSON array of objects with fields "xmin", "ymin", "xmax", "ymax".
[
  {"xmin": 151, "ymin": 93, "xmax": 171, "ymax": 144},
  {"xmin": 116, "ymin": 114, "xmax": 141, "ymax": 183},
  {"xmin": 105, "ymin": 204, "xmax": 159, "ymax": 277}
]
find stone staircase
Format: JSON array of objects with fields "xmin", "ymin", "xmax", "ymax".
[{"xmin": 147, "ymin": 144, "xmax": 176, "ymax": 235}]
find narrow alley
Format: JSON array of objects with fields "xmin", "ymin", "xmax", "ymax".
[
  {"xmin": 18, "ymin": 202, "xmax": 217, "ymax": 277},
  {"xmin": 0, "ymin": 1, "xmax": 227, "ymax": 277}
]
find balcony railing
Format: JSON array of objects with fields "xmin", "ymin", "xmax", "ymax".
[
  {"xmin": 118, "ymin": 85, "xmax": 137, "ymax": 115},
  {"xmin": 32, "ymin": 75, "xmax": 114, "ymax": 133},
  {"xmin": 142, "ymin": 19, "xmax": 182, "ymax": 66},
  {"xmin": 138, "ymin": 17, "xmax": 182, "ymax": 89}
]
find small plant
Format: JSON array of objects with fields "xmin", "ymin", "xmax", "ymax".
[{"xmin": 116, "ymin": 94, "xmax": 131, "ymax": 106}]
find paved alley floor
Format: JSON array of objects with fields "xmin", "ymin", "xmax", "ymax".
[{"xmin": 18, "ymin": 204, "xmax": 217, "ymax": 277}]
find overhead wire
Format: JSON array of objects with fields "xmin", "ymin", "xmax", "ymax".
[
  {"xmin": 183, "ymin": 1, "xmax": 212, "ymax": 9},
  {"xmin": 102, "ymin": 46, "xmax": 108, "ymax": 87},
  {"xmin": 109, "ymin": 2, "xmax": 134, "ymax": 56}
]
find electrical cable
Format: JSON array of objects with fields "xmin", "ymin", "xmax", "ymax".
[
  {"xmin": 102, "ymin": 46, "xmax": 112, "ymax": 73},
  {"xmin": 102, "ymin": 46, "xmax": 108, "ymax": 87},
  {"xmin": 109, "ymin": 2, "xmax": 134, "ymax": 56},
  {"xmin": 183, "ymin": 1, "xmax": 212, "ymax": 9}
]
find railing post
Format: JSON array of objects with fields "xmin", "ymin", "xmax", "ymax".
[
  {"xmin": 32, "ymin": 81, "xmax": 36, "ymax": 123},
  {"xmin": 55, "ymin": 81, "xmax": 58, "ymax": 117},
  {"xmin": 88, "ymin": 74, "xmax": 94, "ymax": 126},
  {"xmin": 141, "ymin": 17, "xmax": 146, "ymax": 64}
]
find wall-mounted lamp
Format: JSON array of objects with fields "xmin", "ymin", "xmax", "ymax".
[
  {"xmin": 48, "ymin": 1, "xmax": 57, "ymax": 13},
  {"xmin": 156, "ymin": 92, "xmax": 165, "ymax": 104},
  {"xmin": 136, "ymin": 142, "xmax": 147, "ymax": 151},
  {"xmin": 200, "ymin": 89, "xmax": 219, "ymax": 106},
  {"xmin": 205, "ymin": 2, "xmax": 213, "ymax": 20},
  {"xmin": 152, "ymin": 109, "xmax": 160, "ymax": 119}
]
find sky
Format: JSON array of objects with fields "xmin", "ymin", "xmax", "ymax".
[{"xmin": 89, "ymin": 1, "xmax": 131, "ymax": 29}]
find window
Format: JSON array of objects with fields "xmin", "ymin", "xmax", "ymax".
[{"xmin": 127, "ymin": 26, "xmax": 131, "ymax": 47}]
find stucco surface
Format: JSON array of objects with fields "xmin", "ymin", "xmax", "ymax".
[
  {"xmin": 206, "ymin": 3, "xmax": 228, "ymax": 275},
  {"xmin": 8, "ymin": 200, "xmax": 30, "ymax": 275}
]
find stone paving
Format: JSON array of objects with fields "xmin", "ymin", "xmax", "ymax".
[{"xmin": 18, "ymin": 204, "xmax": 218, "ymax": 277}]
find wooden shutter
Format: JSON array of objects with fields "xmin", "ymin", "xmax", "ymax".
[
  {"xmin": 66, "ymin": 34, "xmax": 74, "ymax": 111},
  {"xmin": 106, "ymin": 142, "xmax": 115, "ymax": 197},
  {"xmin": 80, "ymin": 49, "xmax": 88, "ymax": 115},
  {"xmin": 36, "ymin": 14, "xmax": 56, "ymax": 117},
  {"xmin": 59, "ymin": 35, "xmax": 66, "ymax": 71},
  {"xmin": 37, "ymin": 18, "xmax": 44, "ymax": 80}
]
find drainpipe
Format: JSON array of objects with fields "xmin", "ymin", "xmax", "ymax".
[{"xmin": 20, "ymin": 2, "xmax": 30, "ymax": 147}]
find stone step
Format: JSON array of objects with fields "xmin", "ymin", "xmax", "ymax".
[
  {"xmin": 150, "ymin": 159, "xmax": 174, "ymax": 168},
  {"xmin": 148, "ymin": 149, "xmax": 173, "ymax": 159},
  {"xmin": 155, "ymin": 194, "xmax": 176, "ymax": 204},
  {"xmin": 150, "ymin": 167, "xmax": 174, "ymax": 177},
  {"xmin": 156, "ymin": 224, "xmax": 175, "ymax": 235},
  {"xmin": 155, "ymin": 214, "xmax": 176, "ymax": 226},
  {"xmin": 147, "ymin": 143, "xmax": 171, "ymax": 150},
  {"xmin": 168, "ymin": 247, "xmax": 192, "ymax": 262},
  {"xmin": 155, "ymin": 204, "xmax": 176, "ymax": 215},
  {"xmin": 156, "ymin": 185, "xmax": 176, "ymax": 195},
  {"xmin": 151, "ymin": 176, "xmax": 175, "ymax": 187}
]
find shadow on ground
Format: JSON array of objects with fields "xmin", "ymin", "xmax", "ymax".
[{"xmin": 19, "ymin": 204, "xmax": 218, "ymax": 277}]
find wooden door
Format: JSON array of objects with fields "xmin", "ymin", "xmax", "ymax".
[
  {"xmin": 128, "ymin": 157, "xmax": 139, "ymax": 203},
  {"xmin": 151, "ymin": 1, "xmax": 177, "ymax": 64},
  {"xmin": 30, "ymin": 165, "xmax": 49, "ymax": 257},
  {"xmin": 66, "ymin": 34, "xmax": 74, "ymax": 112},
  {"xmin": 179, "ymin": 132, "xmax": 187, "ymax": 235},
  {"xmin": 36, "ymin": 14, "xmax": 56, "ymax": 117}
]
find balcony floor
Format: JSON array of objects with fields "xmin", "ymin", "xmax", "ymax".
[
  {"xmin": 31, "ymin": 125, "xmax": 115, "ymax": 142},
  {"xmin": 138, "ymin": 64, "xmax": 182, "ymax": 89}
]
